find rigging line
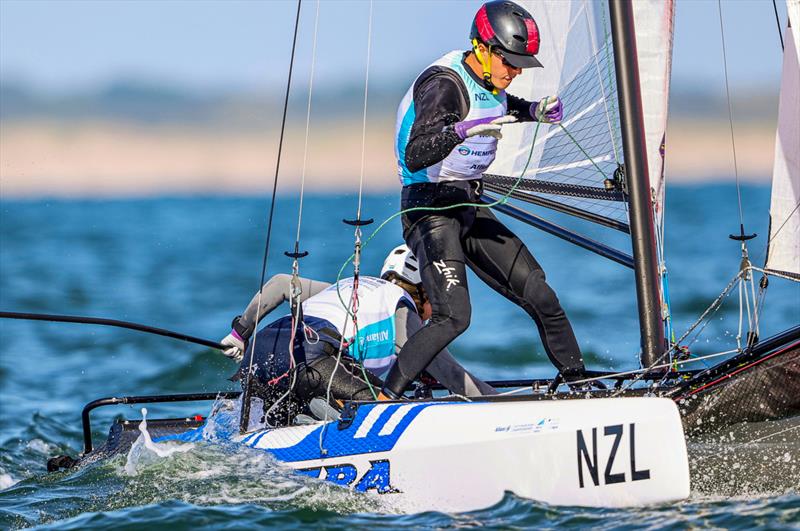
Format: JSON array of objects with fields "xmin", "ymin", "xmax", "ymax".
[
  {"xmin": 355, "ymin": 0, "xmax": 374, "ymax": 220},
  {"xmin": 611, "ymin": 267, "xmax": 747, "ymax": 396},
  {"xmin": 0, "ymin": 311, "xmax": 225, "ymax": 350},
  {"xmin": 585, "ymin": 3, "xmax": 620, "ymax": 165},
  {"xmin": 294, "ymin": 0, "xmax": 321, "ymax": 247},
  {"xmin": 557, "ymin": 349, "xmax": 740, "ymax": 388},
  {"xmin": 772, "ymin": 0, "xmax": 785, "ymax": 51},
  {"xmin": 321, "ymin": 1, "xmax": 380, "ymax": 435},
  {"xmin": 717, "ymin": 0, "xmax": 747, "ymax": 233},
  {"xmin": 751, "ymin": 265, "xmax": 800, "ymax": 283},
  {"xmin": 767, "ymin": 201, "xmax": 800, "ymax": 245},
  {"xmin": 261, "ymin": 301, "xmax": 303, "ymax": 428},
  {"xmin": 241, "ymin": 0, "xmax": 303, "ymax": 434},
  {"xmin": 557, "ymin": 123, "xmax": 609, "ymax": 179},
  {"xmin": 499, "ymin": 347, "xmax": 740, "ymax": 394}
]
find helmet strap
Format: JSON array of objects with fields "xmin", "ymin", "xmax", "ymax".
[{"xmin": 472, "ymin": 38, "xmax": 498, "ymax": 95}]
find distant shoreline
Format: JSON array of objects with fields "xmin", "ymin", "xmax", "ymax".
[{"xmin": 0, "ymin": 118, "xmax": 776, "ymax": 198}]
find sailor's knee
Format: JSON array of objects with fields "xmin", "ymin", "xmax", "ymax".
[
  {"xmin": 430, "ymin": 300, "xmax": 471, "ymax": 337},
  {"xmin": 450, "ymin": 311, "xmax": 471, "ymax": 336}
]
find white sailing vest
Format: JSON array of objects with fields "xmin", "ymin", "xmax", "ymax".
[
  {"xmin": 396, "ymin": 50, "xmax": 508, "ymax": 185},
  {"xmin": 301, "ymin": 276, "xmax": 415, "ymax": 378}
]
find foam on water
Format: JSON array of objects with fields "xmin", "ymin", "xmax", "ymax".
[
  {"xmin": 1, "ymin": 190, "xmax": 798, "ymax": 528},
  {"xmin": 0, "ymin": 468, "xmax": 17, "ymax": 490},
  {"xmin": 105, "ymin": 405, "xmax": 389, "ymax": 515},
  {"xmin": 124, "ymin": 408, "xmax": 196, "ymax": 475}
]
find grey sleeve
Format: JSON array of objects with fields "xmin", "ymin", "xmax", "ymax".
[
  {"xmin": 238, "ymin": 274, "xmax": 331, "ymax": 338},
  {"xmin": 394, "ymin": 306, "xmax": 498, "ymax": 396}
]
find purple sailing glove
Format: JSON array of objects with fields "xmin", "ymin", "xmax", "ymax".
[
  {"xmin": 453, "ymin": 115, "xmax": 518, "ymax": 140},
  {"xmin": 220, "ymin": 329, "xmax": 246, "ymax": 362},
  {"xmin": 530, "ymin": 95, "xmax": 563, "ymax": 124}
]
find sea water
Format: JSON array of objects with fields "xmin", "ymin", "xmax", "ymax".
[{"xmin": 0, "ymin": 184, "xmax": 798, "ymax": 529}]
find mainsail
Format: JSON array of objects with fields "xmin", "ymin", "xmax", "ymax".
[
  {"xmin": 486, "ymin": 0, "xmax": 674, "ymax": 235},
  {"xmin": 766, "ymin": 0, "xmax": 800, "ymax": 279}
]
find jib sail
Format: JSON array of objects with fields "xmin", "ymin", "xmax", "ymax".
[{"xmin": 766, "ymin": 0, "xmax": 800, "ymax": 280}]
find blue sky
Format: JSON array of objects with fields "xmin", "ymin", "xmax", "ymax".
[{"xmin": 0, "ymin": 0, "xmax": 788, "ymax": 94}]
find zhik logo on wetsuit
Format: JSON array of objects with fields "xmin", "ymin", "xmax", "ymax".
[{"xmin": 433, "ymin": 260, "xmax": 460, "ymax": 291}]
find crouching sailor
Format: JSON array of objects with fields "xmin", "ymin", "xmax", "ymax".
[{"xmin": 219, "ymin": 245, "xmax": 495, "ymax": 426}]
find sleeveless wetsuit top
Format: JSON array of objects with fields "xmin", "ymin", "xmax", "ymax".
[
  {"xmin": 301, "ymin": 276, "xmax": 415, "ymax": 378},
  {"xmin": 395, "ymin": 50, "xmax": 507, "ymax": 186}
]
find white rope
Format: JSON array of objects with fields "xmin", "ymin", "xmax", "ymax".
[
  {"xmin": 737, "ymin": 276, "xmax": 745, "ymax": 351},
  {"xmin": 717, "ymin": 0, "xmax": 747, "ymax": 230},
  {"xmin": 319, "ymin": 2, "xmax": 376, "ymax": 453},
  {"xmin": 610, "ymin": 267, "xmax": 749, "ymax": 397},
  {"xmin": 262, "ymin": 300, "xmax": 303, "ymax": 428},
  {"xmin": 293, "ymin": 0, "xmax": 321, "ymax": 245},
  {"xmin": 355, "ymin": 0, "xmax": 374, "ymax": 220},
  {"xmin": 607, "ymin": 264, "xmax": 797, "ymax": 396},
  {"xmin": 767, "ymin": 201, "xmax": 800, "ymax": 245}
]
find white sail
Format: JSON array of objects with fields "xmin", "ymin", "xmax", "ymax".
[
  {"xmin": 489, "ymin": 0, "xmax": 674, "ymax": 229},
  {"xmin": 632, "ymin": 0, "xmax": 675, "ymax": 221},
  {"xmin": 766, "ymin": 0, "xmax": 800, "ymax": 278},
  {"xmin": 490, "ymin": 1, "xmax": 616, "ymax": 179}
]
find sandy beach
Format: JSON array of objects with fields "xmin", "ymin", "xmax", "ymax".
[{"xmin": 0, "ymin": 118, "xmax": 776, "ymax": 198}]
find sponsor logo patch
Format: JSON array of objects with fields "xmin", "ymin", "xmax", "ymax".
[{"xmin": 433, "ymin": 260, "xmax": 460, "ymax": 291}]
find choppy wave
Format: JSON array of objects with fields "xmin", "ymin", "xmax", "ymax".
[
  {"xmin": 2, "ymin": 187, "xmax": 799, "ymax": 528},
  {"xmin": 2, "ymin": 407, "xmax": 798, "ymax": 530}
]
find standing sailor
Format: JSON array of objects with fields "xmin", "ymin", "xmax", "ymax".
[
  {"xmin": 220, "ymin": 245, "xmax": 495, "ymax": 425},
  {"xmin": 383, "ymin": 0, "xmax": 587, "ymax": 398}
]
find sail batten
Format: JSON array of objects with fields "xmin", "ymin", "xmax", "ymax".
[{"xmin": 766, "ymin": 0, "xmax": 800, "ymax": 278}]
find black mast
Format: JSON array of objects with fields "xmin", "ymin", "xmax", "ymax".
[{"xmin": 608, "ymin": 0, "xmax": 666, "ymax": 367}]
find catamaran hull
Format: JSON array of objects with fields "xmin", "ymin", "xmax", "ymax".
[
  {"xmin": 674, "ymin": 333, "xmax": 800, "ymax": 435},
  {"xmin": 173, "ymin": 397, "xmax": 690, "ymax": 512},
  {"xmin": 52, "ymin": 328, "xmax": 800, "ymax": 511}
]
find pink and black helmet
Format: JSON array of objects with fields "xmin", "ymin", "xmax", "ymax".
[{"xmin": 470, "ymin": 0, "xmax": 543, "ymax": 68}]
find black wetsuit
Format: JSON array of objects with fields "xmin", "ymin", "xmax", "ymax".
[
  {"xmin": 235, "ymin": 315, "xmax": 382, "ymax": 427},
  {"xmin": 383, "ymin": 54, "xmax": 586, "ymax": 397}
]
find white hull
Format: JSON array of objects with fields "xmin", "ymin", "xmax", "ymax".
[{"xmin": 183, "ymin": 396, "xmax": 690, "ymax": 512}]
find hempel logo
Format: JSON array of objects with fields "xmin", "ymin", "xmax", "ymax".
[{"xmin": 457, "ymin": 147, "xmax": 496, "ymax": 157}]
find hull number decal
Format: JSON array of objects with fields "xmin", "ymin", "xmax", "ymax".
[{"xmin": 576, "ymin": 423, "xmax": 651, "ymax": 488}]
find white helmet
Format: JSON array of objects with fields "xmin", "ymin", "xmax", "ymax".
[{"xmin": 380, "ymin": 244, "xmax": 422, "ymax": 285}]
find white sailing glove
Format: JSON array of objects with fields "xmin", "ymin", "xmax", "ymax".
[
  {"xmin": 454, "ymin": 115, "xmax": 518, "ymax": 140},
  {"xmin": 220, "ymin": 330, "xmax": 245, "ymax": 363},
  {"xmin": 531, "ymin": 95, "xmax": 563, "ymax": 124}
]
